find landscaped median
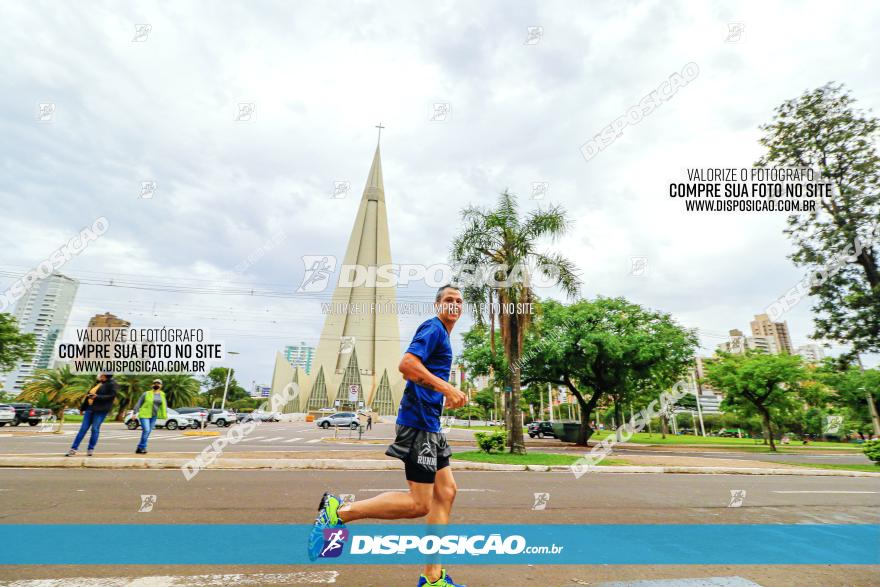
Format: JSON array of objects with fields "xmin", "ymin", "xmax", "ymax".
[{"xmin": 0, "ymin": 450, "xmax": 878, "ymax": 477}]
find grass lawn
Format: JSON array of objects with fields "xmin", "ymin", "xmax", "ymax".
[
  {"xmin": 590, "ymin": 431, "xmax": 863, "ymax": 450},
  {"xmin": 780, "ymin": 462, "xmax": 880, "ymax": 473},
  {"xmin": 453, "ymin": 450, "xmax": 626, "ymax": 466}
]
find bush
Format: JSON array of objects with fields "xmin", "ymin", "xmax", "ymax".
[
  {"xmin": 863, "ymin": 439, "xmax": 880, "ymax": 465},
  {"xmin": 474, "ymin": 430, "xmax": 506, "ymax": 453}
]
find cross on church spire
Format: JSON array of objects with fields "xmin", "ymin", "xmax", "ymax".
[{"xmin": 375, "ymin": 122, "xmax": 385, "ymax": 145}]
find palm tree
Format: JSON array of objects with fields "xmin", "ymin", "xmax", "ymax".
[
  {"xmin": 160, "ymin": 373, "xmax": 201, "ymax": 407},
  {"xmin": 18, "ymin": 366, "xmax": 93, "ymax": 430},
  {"xmin": 114, "ymin": 374, "xmax": 150, "ymax": 421},
  {"xmin": 451, "ymin": 190, "xmax": 580, "ymax": 453}
]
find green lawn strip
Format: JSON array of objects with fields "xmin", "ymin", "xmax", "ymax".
[
  {"xmin": 453, "ymin": 450, "xmax": 626, "ymax": 466},
  {"xmin": 590, "ymin": 431, "xmax": 862, "ymax": 450},
  {"xmin": 778, "ymin": 462, "xmax": 880, "ymax": 473}
]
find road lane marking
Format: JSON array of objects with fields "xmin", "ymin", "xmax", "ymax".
[
  {"xmin": 260, "ymin": 437, "xmax": 285, "ymax": 442},
  {"xmin": 307, "ymin": 439, "xmax": 322, "ymax": 444},
  {"xmin": 285, "ymin": 438, "xmax": 304, "ymax": 442},
  {"xmin": 773, "ymin": 491, "xmax": 877, "ymax": 494}
]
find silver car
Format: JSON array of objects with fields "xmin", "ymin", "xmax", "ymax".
[
  {"xmin": 0, "ymin": 404, "xmax": 15, "ymax": 426},
  {"xmin": 315, "ymin": 411, "xmax": 360, "ymax": 429}
]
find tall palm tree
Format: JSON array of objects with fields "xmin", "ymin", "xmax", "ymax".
[
  {"xmin": 451, "ymin": 190, "xmax": 580, "ymax": 453},
  {"xmin": 18, "ymin": 366, "xmax": 93, "ymax": 430}
]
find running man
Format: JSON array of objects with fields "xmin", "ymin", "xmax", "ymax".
[{"xmin": 309, "ymin": 284, "xmax": 468, "ymax": 586}]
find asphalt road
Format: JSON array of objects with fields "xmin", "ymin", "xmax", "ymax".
[
  {"xmin": 1, "ymin": 468, "xmax": 878, "ymax": 585},
  {"xmin": 1, "ymin": 421, "xmax": 872, "ymax": 465}
]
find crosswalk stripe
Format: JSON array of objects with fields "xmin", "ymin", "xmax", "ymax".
[
  {"xmin": 245, "ymin": 436, "xmax": 265, "ymax": 442},
  {"xmin": 285, "ymin": 437, "xmax": 304, "ymax": 443},
  {"xmin": 306, "ymin": 438, "xmax": 322, "ymax": 444},
  {"xmin": 260, "ymin": 437, "xmax": 285, "ymax": 442}
]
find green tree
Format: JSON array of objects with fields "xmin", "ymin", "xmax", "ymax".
[
  {"xmin": 201, "ymin": 367, "xmax": 248, "ymax": 407},
  {"xmin": 17, "ymin": 365, "xmax": 93, "ymax": 427},
  {"xmin": 160, "ymin": 373, "xmax": 201, "ymax": 408},
  {"xmin": 815, "ymin": 358, "xmax": 880, "ymax": 438},
  {"xmin": 451, "ymin": 191, "xmax": 581, "ymax": 453},
  {"xmin": 757, "ymin": 83, "xmax": 880, "ymax": 354},
  {"xmin": 703, "ymin": 351, "xmax": 808, "ymax": 451},
  {"xmin": 517, "ymin": 298, "xmax": 698, "ymax": 445},
  {"xmin": 113, "ymin": 374, "xmax": 150, "ymax": 421},
  {"xmin": 0, "ymin": 313, "xmax": 36, "ymax": 374}
]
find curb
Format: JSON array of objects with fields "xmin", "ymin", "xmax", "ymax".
[{"xmin": 0, "ymin": 456, "xmax": 878, "ymax": 477}]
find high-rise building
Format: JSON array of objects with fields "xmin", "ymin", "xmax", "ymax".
[
  {"xmin": 88, "ymin": 312, "xmax": 130, "ymax": 328},
  {"xmin": 284, "ymin": 342, "xmax": 315, "ymax": 375},
  {"xmin": 718, "ymin": 329, "xmax": 779, "ymax": 355},
  {"xmin": 795, "ymin": 343, "xmax": 825, "ymax": 364},
  {"xmin": 750, "ymin": 313, "xmax": 794, "ymax": 354},
  {"xmin": 2, "ymin": 273, "xmax": 78, "ymax": 393},
  {"xmin": 270, "ymin": 137, "xmax": 404, "ymax": 415}
]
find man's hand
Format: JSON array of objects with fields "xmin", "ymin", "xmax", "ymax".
[{"xmin": 443, "ymin": 385, "xmax": 467, "ymax": 409}]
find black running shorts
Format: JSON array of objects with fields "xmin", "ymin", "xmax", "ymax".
[{"xmin": 385, "ymin": 424, "xmax": 452, "ymax": 484}]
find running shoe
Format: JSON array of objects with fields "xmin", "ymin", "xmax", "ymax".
[
  {"xmin": 417, "ymin": 569, "xmax": 466, "ymax": 586},
  {"xmin": 308, "ymin": 492, "xmax": 345, "ymax": 561}
]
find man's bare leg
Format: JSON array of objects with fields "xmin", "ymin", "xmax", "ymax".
[
  {"xmin": 423, "ymin": 467, "xmax": 457, "ymax": 583},
  {"xmin": 338, "ymin": 480, "xmax": 434, "ymax": 522}
]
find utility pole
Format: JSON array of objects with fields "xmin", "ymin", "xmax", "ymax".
[
  {"xmin": 856, "ymin": 354, "xmax": 880, "ymax": 436},
  {"xmin": 692, "ymin": 368, "xmax": 706, "ymax": 436},
  {"xmin": 220, "ymin": 351, "xmax": 240, "ymax": 410}
]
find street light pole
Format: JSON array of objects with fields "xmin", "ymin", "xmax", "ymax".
[
  {"xmin": 220, "ymin": 351, "xmax": 240, "ymax": 411},
  {"xmin": 692, "ymin": 369, "xmax": 706, "ymax": 437}
]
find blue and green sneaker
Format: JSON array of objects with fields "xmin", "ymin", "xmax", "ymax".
[
  {"xmin": 417, "ymin": 569, "xmax": 466, "ymax": 586},
  {"xmin": 307, "ymin": 492, "xmax": 345, "ymax": 561}
]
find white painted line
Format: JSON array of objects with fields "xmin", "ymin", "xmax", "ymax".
[
  {"xmin": 260, "ymin": 437, "xmax": 285, "ymax": 442},
  {"xmin": 285, "ymin": 437, "xmax": 304, "ymax": 443},
  {"xmin": 4, "ymin": 571, "xmax": 340, "ymax": 586},
  {"xmin": 773, "ymin": 490, "xmax": 877, "ymax": 494},
  {"xmin": 306, "ymin": 438, "xmax": 322, "ymax": 444},
  {"xmin": 244, "ymin": 436, "xmax": 266, "ymax": 442}
]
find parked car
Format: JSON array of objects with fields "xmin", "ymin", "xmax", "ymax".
[
  {"xmin": 124, "ymin": 408, "xmax": 194, "ymax": 431},
  {"xmin": 207, "ymin": 409, "xmax": 237, "ymax": 427},
  {"xmin": 315, "ymin": 411, "xmax": 360, "ymax": 429},
  {"xmin": 718, "ymin": 428, "xmax": 745, "ymax": 438},
  {"xmin": 8, "ymin": 403, "xmax": 53, "ymax": 426},
  {"xmin": 527, "ymin": 421, "xmax": 556, "ymax": 439},
  {"xmin": 64, "ymin": 408, "xmax": 81, "ymax": 416},
  {"xmin": 238, "ymin": 410, "xmax": 267, "ymax": 423},
  {"xmin": 0, "ymin": 404, "xmax": 16, "ymax": 426},
  {"xmin": 175, "ymin": 407, "xmax": 209, "ymax": 428}
]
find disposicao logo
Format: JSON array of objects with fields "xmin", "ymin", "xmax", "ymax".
[{"xmin": 319, "ymin": 528, "xmax": 349, "ymax": 558}]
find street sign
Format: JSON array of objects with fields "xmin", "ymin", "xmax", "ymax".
[
  {"xmin": 348, "ymin": 384, "xmax": 360, "ymax": 402},
  {"xmin": 334, "ymin": 399, "xmax": 340, "ymax": 407},
  {"xmin": 504, "ymin": 386, "xmax": 512, "ymax": 393}
]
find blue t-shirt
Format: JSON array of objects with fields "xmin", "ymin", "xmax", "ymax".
[{"xmin": 396, "ymin": 316, "xmax": 453, "ymax": 432}]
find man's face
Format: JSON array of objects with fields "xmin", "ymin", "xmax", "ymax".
[
  {"xmin": 98, "ymin": 374, "xmax": 107, "ymax": 382},
  {"xmin": 436, "ymin": 288, "xmax": 463, "ymax": 324}
]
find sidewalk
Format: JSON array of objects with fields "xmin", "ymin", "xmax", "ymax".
[{"xmin": 1, "ymin": 450, "xmax": 877, "ymax": 477}]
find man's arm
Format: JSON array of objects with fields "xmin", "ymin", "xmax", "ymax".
[{"xmin": 398, "ymin": 353, "xmax": 467, "ymax": 408}]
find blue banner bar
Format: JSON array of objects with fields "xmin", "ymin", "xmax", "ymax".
[{"xmin": 1, "ymin": 524, "xmax": 877, "ymax": 565}]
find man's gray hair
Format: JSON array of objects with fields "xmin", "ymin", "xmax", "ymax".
[{"xmin": 435, "ymin": 284, "xmax": 461, "ymax": 302}]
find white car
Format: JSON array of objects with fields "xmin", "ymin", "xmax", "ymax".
[
  {"xmin": 124, "ymin": 408, "xmax": 195, "ymax": 431},
  {"xmin": 0, "ymin": 404, "xmax": 15, "ymax": 426}
]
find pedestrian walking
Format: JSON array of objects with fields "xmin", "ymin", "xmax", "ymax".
[
  {"xmin": 133, "ymin": 379, "xmax": 167, "ymax": 454},
  {"xmin": 367, "ymin": 414, "xmax": 372, "ymax": 431},
  {"xmin": 66, "ymin": 371, "xmax": 118, "ymax": 457}
]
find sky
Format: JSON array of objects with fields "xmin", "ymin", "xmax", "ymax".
[{"xmin": 1, "ymin": 0, "xmax": 879, "ymax": 390}]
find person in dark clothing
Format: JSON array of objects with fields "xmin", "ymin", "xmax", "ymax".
[
  {"xmin": 366, "ymin": 414, "xmax": 372, "ymax": 430},
  {"xmin": 66, "ymin": 372, "xmax": 118, "ymax": 457}
]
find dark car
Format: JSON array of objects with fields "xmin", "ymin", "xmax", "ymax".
[
  {"xmin": 8, "ymin": 403, "xmax": 53, "ymax": 426},
  {"xmin": 527, "ymin": 421, "xmax": 556, "ymax": 439}
]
